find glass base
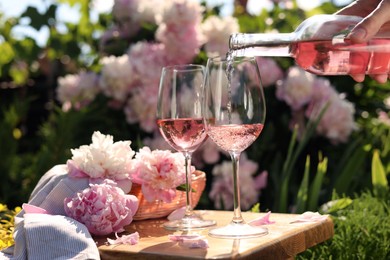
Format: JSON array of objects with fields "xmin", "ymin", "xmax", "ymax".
[
  {"xmin": 208, "ymin": 222, "xmax": 268, "ymax": 239},
  {"xmin": 163, "ymin": 215, "xmax": 216, "ymax": 231}
]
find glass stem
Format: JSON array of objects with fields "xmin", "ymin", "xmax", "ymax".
[
  {"xmin": 230, "ymin": 151, "xmax": 244, "ymax": 224},
  {"xmin": 184, "ymin": 151, "xmax": 193, "ymax": 218}
]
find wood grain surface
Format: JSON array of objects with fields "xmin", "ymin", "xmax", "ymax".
[{"xmin": 97, "ymin": 210, "xmax": 334, "ymax": 260}]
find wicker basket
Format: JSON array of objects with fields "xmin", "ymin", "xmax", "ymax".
[{"xmin": 130, "ymin": 170, "xmax": 206, "ymax": 220}]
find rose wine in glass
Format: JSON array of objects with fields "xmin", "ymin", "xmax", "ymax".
[
  {"xmin": 157, "ymin": 64, "xmax": 216, "ymax": 230},
  {"xmin": 203, "ymin": 56, "xmax": 268, "ymax": 238}
]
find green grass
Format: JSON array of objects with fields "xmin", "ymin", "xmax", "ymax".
[{"xmin": 297, "ymin": 191, "xmax": 390, "ymax": 259}]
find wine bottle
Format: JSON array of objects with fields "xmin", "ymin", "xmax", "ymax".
[{"xmin": 229, "ymin": 15, "xmax": 390, "ymax": 75}]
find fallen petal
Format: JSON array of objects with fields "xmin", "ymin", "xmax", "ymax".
[
  {"xmin": 291, "ymin": 211, "xmax": 329, "ymax": 223},
  {"xmin": 167, "ymin": 207, "xmax": 186, "ymax": 221},
  {"xmin": 248, "ymin": 211, "xmax": 275, "ymax": 226},
  {"xmin": 168, "ymin": 234, "xmax": 209, "ymax": 249},
  {"xmin": 107, "ymin": 232, "xmax": 139, "ymax": 245}
]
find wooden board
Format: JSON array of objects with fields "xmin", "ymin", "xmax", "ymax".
[{"xmin": 97, "ymin": 210, "xmax": 334, "ymax": 260}]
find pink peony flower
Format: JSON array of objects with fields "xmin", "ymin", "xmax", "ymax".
[
  {"xmin": 124, "ymin": 86, "xmax": 159, "ymax": 133},
  {"xmin": 56, "ymin": 72, "xmax": 100, "ymax": 111},
  {"xmin": 276, "ymin": 66, "xmax": 314, "ymax": 110},
  {"xmin": 256, "ymin": 57, "xmax": 284, "ymax": 87},
  {"xmin": 112, "ymin": 0, "xmax": 141, "ymax": 38},
  {"xmin": 305, "ymin": 79, "xmax": 357, "ymax": 144},
  {"xmin": 307, "ymin": 94, "xmax": 357, "ymax": 144},
  {"xmin": 129, "ymin": 147, "xmax": 188, "ymax": 203},
  {"xmin": 67, "ymin": 131, "xmax": 135, "ymax": 193},
  {"xmin": 64, "ymin": 180, "xmax": 139, "ymax": 236},
  {"xmin": 155, "ymin": 0, "xmax": 204, "ymax": 64},
  {"xmin": 156, "ymin": 24, "xmax": 204, "ymax": 65},
  {"xmin": 378, "ymin": 111, "xmax": 390, "ymax": 126},
  {"xmin": 209, "ymin": 153, "xmax": 267, "ymax": 210},
  {"xmin": 127, "ymin": 42, "xmax": 168, "ymax": 86}
]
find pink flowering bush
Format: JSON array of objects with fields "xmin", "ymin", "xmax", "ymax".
[
  {"xmin": 129, "ymin": 147, "xmax": 188, "ymax": 203},
  {"xmin": 276, "ymin": 66, "xmax": 357, "ymax": 144},
  {"xmin": 64, "ymin": 180, "xmax": 139, "ymax": 236}
]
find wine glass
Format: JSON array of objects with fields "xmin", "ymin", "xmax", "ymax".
[
  {"xmin": 202, "ymin": 56, "xmax": 268, "ymax": 238},
  {"xmin": 157, "ymin": 64, "xmax": 216, "ymax": 230}
]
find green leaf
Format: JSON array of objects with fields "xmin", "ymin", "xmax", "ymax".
[
  {"xmin": 308, "ymin": 155, "xmax": 327, "ymax": 211},
  {"xmin": 333, "ymin": 146, "xmax": 367, "ymax": 194},
  {"xmin": 250, "ymin": 203, "xmax": 260, "ymax": 213},
  {"xmin": 295, "ymin": 156, "xmax": 310, "ymax": 213},
  {"xmin": 320, "ymin": 198, "xmax": 353, "ymax": 214},
  {"xmin": 176, "ymin": 184, "xmax": 196, "ymax": 193},
  {"xmin": 0, "ymin": 42, "xmax": 15, "ymax": 65},
  {"xmin": 22, "ymin": 6, "xmax": 45, "ymax": 31},
  {"xmin": 371, "ymin": 150, "xmax": 389, "ymax": 194}
]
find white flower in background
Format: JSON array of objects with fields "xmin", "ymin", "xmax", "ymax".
[
  {"xmin": 67, "ymin": 131, "xmax": 136, "ymax": 192},
  {"xmin": 160, "ymin": 0, "xmax": 204, "ymax": 26},
  {"xmin": 202, "ymin": 15, "xmax": 239, "ymax": 57},
  {"xmin": 209, "ymin": 153, "xmax": 267, "ymax": 210},
  {"xmin": 99, "ymin": 54, "xmax": 135, "ymax": 103},
  {"xmin": 56, "ymin": 71, "xmax": 100, "ymax": 111},
  {"xmin": 384, "ymin": 96, "xmax": 390, "ymax": 109},
  {"xmin": 137, "ymin": 0, "xmax": 165, "ymax": 24},
  {"xmin": 276, "ymin": 66, "xmax": 314, "ymax": 110}
]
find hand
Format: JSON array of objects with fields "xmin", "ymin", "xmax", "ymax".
[{"xmin": 337, "ymin": 0, "xmax": 390, "ymax": 83}]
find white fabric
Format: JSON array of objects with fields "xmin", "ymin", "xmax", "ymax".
[{"xmin": 0, "ymin": 165, "xmax": 100, "ymax": 260}]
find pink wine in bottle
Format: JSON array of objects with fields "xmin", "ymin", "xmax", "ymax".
[{"xmin": 229, "ymin": 15, "xmax": 390, "ymax": 76}]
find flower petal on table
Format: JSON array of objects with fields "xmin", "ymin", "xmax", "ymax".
[
  {"xmin": 167, "ymin": 207, "xmax": 186, "ymax": 221},
  {"xmin": 107, "ymin": 232, "xmax": 139, "ymax": 245},
  {"xmin": 168, "ymin": 234, "xmax": 209, "ymax": 249},
  {"xmin": 291, "ymin": 211, "xmax": 329, "ymax": 223},
  {"xmin": 248, "ymin": 211, "xmax": 275, "ymax": 226}
]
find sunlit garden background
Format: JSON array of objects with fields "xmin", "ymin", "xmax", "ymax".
[{"xmin": 1, "ymin": 0, "xmax": 389, "ymax": 257}]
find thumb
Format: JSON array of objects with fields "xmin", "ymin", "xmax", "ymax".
[{"xmin": 349, "ymin": 2, "xmax": 390, "ymax": 43}]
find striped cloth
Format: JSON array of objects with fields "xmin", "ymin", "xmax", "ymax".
[{"xmin": 0, "ymin": 165, "xmax": 100, "ymax": 260}]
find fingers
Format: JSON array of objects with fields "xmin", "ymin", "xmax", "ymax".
[
  {"xmin": 349, "ymin": 74, "xmax": 389, "ymax": 83},
  {"xmin": 349, "ymin": 0, "xmax": 390, "ymax": 43},
  {"xmin": 350, "ymin": 74, "xmax": 365, "ymax": 82},
  {"xmin": 370, "ymin": 74, "xmax": 389, "ymax": 83}
]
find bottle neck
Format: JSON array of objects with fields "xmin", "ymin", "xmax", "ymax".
[{"xmin": 229, "ymin": 33, "xmax": 295, "ymax": 57}]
